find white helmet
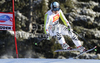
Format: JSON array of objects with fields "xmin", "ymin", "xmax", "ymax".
[{"xmin": 50, "ymin": 2, "xmax": 60, "ymax": 11}]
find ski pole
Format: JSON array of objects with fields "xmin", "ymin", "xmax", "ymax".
[
  {"xmin": 34, "ymin": 34, "xmax": 52, "ymax": 45},
  {"xmin": 34, "ymin": 34, "xmax": 57, "ymax": 45},
  {"xmin": 34, "ymin": 38, "xmax": 46, "ymax": 45}
]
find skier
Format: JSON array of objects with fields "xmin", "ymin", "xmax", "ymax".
[{"xmin": 44, "ymin": 2, "xmax": 85, "ymax": 53}]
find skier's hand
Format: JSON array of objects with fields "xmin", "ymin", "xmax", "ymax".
[
  {"xmin": 68, "ymin": 26, "xmax": 71, "ymax": 31},
  {"xmin": 46, "ymin": 34, "xmax": 51, "ymax": 40},
  {"xmin": 68, "ymin": 26, "xmax": 72, "ymax": 33}
]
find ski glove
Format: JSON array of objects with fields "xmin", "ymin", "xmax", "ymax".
[
  {"xmin": 68, "ymin": 26, "xmax": 72, "ymax": 34},
  {"xmin": 68, "ymin": 26, "xmax": 71, "ymax": 31},
  {"xmin": 46, "ymin": 34, "xmax": 51, "ymax": 40}
]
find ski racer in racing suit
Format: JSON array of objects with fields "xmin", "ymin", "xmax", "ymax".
[{"xmin": 44, "ymin": 2, "xmax": 85, "ymax": 53}]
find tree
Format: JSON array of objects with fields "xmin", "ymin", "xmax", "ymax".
[{"xmin": 29, "ymin": 0, "xmax": 33, "ymax": 32}]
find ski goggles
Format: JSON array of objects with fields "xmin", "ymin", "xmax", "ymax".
[{"xmin": 53, "ymin": 7, "xmax": 60, "ymax": 11}]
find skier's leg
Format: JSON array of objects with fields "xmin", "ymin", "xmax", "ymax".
[
  {"xmin": 70, "ymin": 33, "xmax": 86, "ymax": 52},
  {"xmin": 60, "ymin": 24, "xmax": 81, "ymax": 47},
  {"xmin": 71, "ymin": 33, "xmax": 82, "ymax": 47},
  {"xmin": 56, "ymin": 32, "xmax": 71, "ymax": 50},
  {"xmin": 60, "ymin": 24, "xmax": 85, "ymax": 52}
]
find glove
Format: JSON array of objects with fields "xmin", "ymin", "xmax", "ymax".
[
  {"xmin": 68, "ymin": 26, "xmax": 71, "ymax": 31},
  {"xmin": 68, "ymin": 25, "xmax": 72, "ymax": 34},
  {"xmin": 46, "ymin": 34, "xmax": 51, "ymax": 40}
]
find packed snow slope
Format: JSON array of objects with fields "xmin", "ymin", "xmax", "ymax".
[{"xmin": 0, "ymin": 58, "xmax": 100, "ymax": 63}]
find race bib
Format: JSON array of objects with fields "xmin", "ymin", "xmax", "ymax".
[{"xmin": 53, "ymin": 14, "xmax": 59, "ymax": 22}]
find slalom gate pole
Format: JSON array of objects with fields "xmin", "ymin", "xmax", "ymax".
[{"xmin": 12, "ymin": 0, "xmax": 19, "ymax": 58}]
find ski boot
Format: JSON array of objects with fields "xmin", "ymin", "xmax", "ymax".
[
  {"xmin": 62, "ymin": 43, "xmax": 72, "ymax": 50},
  {"xmin": 77, "ymin": 46, "xmax": 86, "ymax": 53}
]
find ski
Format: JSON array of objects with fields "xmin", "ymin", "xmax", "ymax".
[
  {"xmin": 54, "ymin": 48, "xmax": 79, "ymax": 52},
  {"xmin": 75, "ymin": 46, "xmax": 97, "ymax": 58}
]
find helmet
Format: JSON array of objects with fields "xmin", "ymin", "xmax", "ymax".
[{"xmin": 50, "ymin": 2, "xmax": 60, "ymax": 11}]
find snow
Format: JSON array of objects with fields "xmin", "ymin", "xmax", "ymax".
[{"xmin": 0, "ymin": 58, "xmax": 100, "ymax": 63}]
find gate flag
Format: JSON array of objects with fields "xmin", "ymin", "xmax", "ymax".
[{"xmin": 0, "ymin": 12, "xmax": 14, "ymax": 30}]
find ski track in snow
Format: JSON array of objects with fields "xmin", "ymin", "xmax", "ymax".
[{"xmin": 0, "ymin": 58, "xmax": 100, "ymax": 63}]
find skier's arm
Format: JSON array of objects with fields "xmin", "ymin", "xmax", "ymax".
[
  {"xmin": 44, "ymin": 14, "xmax": 51, "ymax": 34},
  {"xmin": 59, "ymin": 10, "xmax": 72, "ymax": 32},
  {"xmin": 59, "ymin": 10, "xmax": 70, "ymax": 27}
]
